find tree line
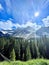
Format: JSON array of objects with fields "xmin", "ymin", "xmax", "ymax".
[{"xmin": 0, "ymin": 35, "xmax": 49, "ymax": 61}]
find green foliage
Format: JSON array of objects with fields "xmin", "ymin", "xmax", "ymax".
[
  {"xmin": 0, "ymin": 59, "xmax": 49, "ymax": 65},
  {"xmin": 0, "ymin": 35, "xmax": 49, "ymax": 61},
  {"xmin": 25, "ymin": 45, "xmax": 31, "ymax": 60},
  {"xmin": 10, "ymin": 48, "xmax": 16, "ymax": 61}
]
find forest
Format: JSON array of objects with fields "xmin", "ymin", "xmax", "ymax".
[{"xmin": 0, "ymin": 35, "xmax": 49, "ymax": 61}]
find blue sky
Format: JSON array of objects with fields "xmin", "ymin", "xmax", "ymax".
[{"xmin": 0, "ymin": 0, "xmax": 49, "ymax": 30}]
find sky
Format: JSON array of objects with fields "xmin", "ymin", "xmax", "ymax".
[{"xmin": 0, "ymin": 0, "xmax": 49, "ymax": 30}]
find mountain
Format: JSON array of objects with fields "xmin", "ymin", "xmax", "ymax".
[
  {"xmin": 0, "ymin": 31, "xmax": 10, "ymax": 37},
  {"xmin": 0, "ymin": 26, "xmax": 49, "ymax": 39},
  {"xmin": 0, "ymin": 31, "xmax": 4, "ymax": 37},
  {"xmin": 0, "ymin": 26, "xmax": 35, "ymax": 38},
  {"xmin": 11, "ymin": 26, "xmax": 35, "ymax": 39},
  {"xmin": 36, "ymin": 27, "xmax": 49, "ymax": 36}
]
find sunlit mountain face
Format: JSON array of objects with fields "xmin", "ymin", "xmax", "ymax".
[{"xmin": 0, "ymin": 0, "xmax": 49, "ymax": 38}]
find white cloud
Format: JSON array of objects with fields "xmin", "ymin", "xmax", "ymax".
[
  {"xmin": 0, "ymin": 4, "xmax": 4, "ymax": 10},
  {"xmin": 42, "ymin": 16, "xmax": 49, "ymax": 27},
  {"xmin": 16, "ymin": 21, "xmax": 41, "ymax": 30},
  {"xmin": 0, "ymin": 19, "xmax": 21, "ymax": 30},
  {"xmin": 15, "ymin": 21, "xmax": 34, "ymax": 28},
  {"xmin": 0, "ymin": 20, "xmax": 13, "ymax": 30},
  {"xmin": 0, "ymin": 19, "xmax": 41, "ymax": 30}
]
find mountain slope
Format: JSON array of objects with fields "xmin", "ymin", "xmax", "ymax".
[
  {"xmin": 0, "ymin": 31, "xmax": 4, "ymax": 37},
  {"xmin": 0, "ymin": 26, "xmax": 49, "ymax": 38},
  {"xmin": 36, "ymin": 27, "xmax": 49, "ymax": 36},
  {"xmin": 11, "ymin": 26, "xmax": 35, "ymax": 38}
]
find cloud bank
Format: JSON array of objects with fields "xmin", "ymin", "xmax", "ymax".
[
  {"xmin": 0, "ymin": 19, "xmax": 41, "ymax": 30},
  {"xmin": 0, "ymin": 4, "xmax": 4, "ymax": 10},
  {"xmin": 42, "ymin": 16, "xmax": 49, "ymax": 27}
]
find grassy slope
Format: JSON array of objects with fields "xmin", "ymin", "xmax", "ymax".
[{"xmin": 0, "ymin": 59, "xmax": 49, "ymax": 65}]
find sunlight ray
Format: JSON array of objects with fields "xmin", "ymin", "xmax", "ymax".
[
  {"xmin": 32, "ymin": 1, "xmax": 36, "ymax": 12},
  {"xmin": 41, "ymin": 0, "xmax": 49, "ymax": 9},
  {"xmin": 39, "ymin": 0, "xmax": 46, "ymax": 9}
]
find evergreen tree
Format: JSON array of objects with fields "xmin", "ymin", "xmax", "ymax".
[
  {"xmin": 24, "ymin": 43, "xmax": 31, "ymax": 61},
  {"xmin": 26, "ymin": 46, "xmax": 31, "ymax": 60},
  {"xmin": 10, "ymin": 48, "xmax": 16, "ymax": 61},
  {"xmin": 14, "ymin": 39, "xmax": 20, "ymax": 60}
]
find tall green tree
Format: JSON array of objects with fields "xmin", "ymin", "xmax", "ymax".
[
  {"xmin": 10, "ymin": 48, "xmax": 16, "ymax": 61},
  {"xmin": 24, "ymin": 41, "xmax": 31, "ymax": 61}
]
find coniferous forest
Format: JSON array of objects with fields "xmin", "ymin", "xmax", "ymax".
[
  {"xmin": 0, "ymin": 35, "xmax": 49, "ymax": 61},
  {"xmin": 0, "ymin": 0, "xmax": 49, "ymax": 65}
]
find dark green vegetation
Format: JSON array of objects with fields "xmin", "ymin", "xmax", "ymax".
[
  {"xmin": 0, "ymin": 59, "xmax": 49, "ymax": 65},
  {"xmin": 0, "ymin": 35, "xmax": 49, "ymax": 61}
]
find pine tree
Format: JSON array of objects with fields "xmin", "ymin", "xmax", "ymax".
[
  {"xmin": 26, "ymin": 46, "xmax": 31, "ymax": 60},
  {"xmin": 10, "ymin": 48, "xmax": 16, "ymax": 61},
  {"xmin": 24, "ymin": 44, "xmax": 31, "ymax": 61}
]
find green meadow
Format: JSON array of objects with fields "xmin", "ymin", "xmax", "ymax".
[{"xmin": 0, "ymin": 59, "xmax": 49, "ymax": 65}]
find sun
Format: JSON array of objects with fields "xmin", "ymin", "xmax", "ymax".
[{"xmin": 34, "ymin": 12, "xmax": 39, "ymax": 17}]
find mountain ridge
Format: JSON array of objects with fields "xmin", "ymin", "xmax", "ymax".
[{"xmin": 0, "ymin": 26, "xmax": 49, "ymax": 38}]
